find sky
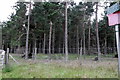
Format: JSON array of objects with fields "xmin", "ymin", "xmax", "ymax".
[
  {"xmin": 0, "ymin": 0, "xmax": 105, "ymax": 22},
  {"xmin": 0, "ymin": 0, "xmax": 17, "ymax": 22}
]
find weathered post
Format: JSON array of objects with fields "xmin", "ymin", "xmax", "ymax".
[
  {"xmin": 0, "ymin": 50, "xmax": 5, "ymax": 68},
  {"xmin": 5, "ymin": 48, "xmax": 9, "ymax": 66}
]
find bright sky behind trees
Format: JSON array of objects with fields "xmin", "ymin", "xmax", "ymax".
[{"xmin": 0, "ymin": 0, "xmax": 104, "ymax": 22}]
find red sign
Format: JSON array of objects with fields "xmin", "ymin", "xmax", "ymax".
[{"xmin": 107, "ymin": 11, "xmax": 120, "ymax": 26}]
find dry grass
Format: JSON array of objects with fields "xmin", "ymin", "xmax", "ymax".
[{"xmin": 2, "ymin": 53, "xmax": 118, "ymax": 78}]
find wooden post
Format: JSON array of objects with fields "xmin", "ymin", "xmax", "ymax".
[
  {"xmin": 115, "ymin": 25, "xmax": 120, "ymax": 78},
  {"xmin": 0, "ymin": 50, "xmax": 5, "ymax": 68},
  {"xmin": 5, "ymin": 48, "xmax": 9, "ymax": 65}
]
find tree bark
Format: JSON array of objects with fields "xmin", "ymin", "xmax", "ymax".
[
  {"xmin": 114, "ymin": 31, "xmax": 116, "ymax": 53},
  {"xmin": 88, "ymin": 21, "xmax": 91, "ymax": 55},
  {"xmin": 52, "ymin": 27, "xmax": 55, "ymax": 54},
  {"xmin": 63, "ymin": 43, "xmax": 65, "ymax": 54},
  {"xmin": 25, "ymin": 1, "xmax": 31, "ymax": 59},
  {"xmin": 83, "ymin": 12, "xmax": 86, "ymax": 55},
  {"xmin": 49, "ymin": 21, "xmax": 52, "ymax": 57},
  {"xmin": 58, "ymin": 44, "xmax": 61, "ymax": 53},
  {"xmin": 58, "ymin": 33, "xmax": 61, "ymax": 53},
  {"xmin": 104, "ymin": 37, "xmax": 107, "ymax": 54},
  {"xmin": 65, "ymin": 2, "xmax": 68, "ymax": 61},
  {"xmin": 34, "ymin": 39, "xmax": 37, "ymax": 59},
  {"xmin": 34, "ymin": 39, "xmax": 36, "ymax": 49},
  {"xmin": 10, "ymin": 45, "xmax": 13, "ymax": 53},
  {"xmin": 95, "ymin": 2, "xmax": 101, "ymax": 61},
  {"xmin": 76, "ymin": 25, "xmax": 79, "ymax": 55},
  {"xmin": 80, "ymin": 39, "xmax": 83, "ymax": 58},
  {"xmin": 43, "ymin": 33, "xmax": 46, "ymax": 54},
  {"xmin": 83, "ymin": 19, "xmax": 86, "ymax": 54},
  {"xmin": 39, "ymin": 42, "xmax": 41, "ymax": 53}
]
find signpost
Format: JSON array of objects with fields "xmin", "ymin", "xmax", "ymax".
[
  {"xmin": 107, "ymin": 2, "xmax": 120, "ymax": 15},
  {"xmin": 107, "ymin": 2, "xmax": 120, "ymax": 78}
]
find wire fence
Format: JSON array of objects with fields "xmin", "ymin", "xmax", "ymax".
[{"xmin": 7, "ymin": 47, "xmax": 117, "ymax": 55}]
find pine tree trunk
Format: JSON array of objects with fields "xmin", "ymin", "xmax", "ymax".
[
  {"xmin": 58, "ymin": 44, "xmax": 61, "ymax": 53},
  {"xmin": 2, "ymin": 40, "xmax": 4, "ymax": 50},
  {"xmin": 52, "ymin": 27, "xmax": 55, "ymax": 54},
  {"xmin": 34, "ymin": 39, "xmax": 36, "ymax": 49},
  {"xmin": 96, "ymin": 2, "xmax": 101, "ymax": 61},
  {"xmin": 25, "ymin": 1, "xmax": 31, "ymax": 59},
  {"xmin": 34, "ymin": 39, "xmax": 37, "ymax": 59},
  {"xmin": 113, "ymin": 31, "xmax": 116, "ymax": 53},
  {"xmin": 76, "ymin": 26, "xmax": 79, "ymax": 55},
  {"xmin": 63, "ymin": 43, "xmax": 65, "ymax": 54},
  {"xmin": 104, "ymin": 37, "xmax": 107, "ymax": 54},
  {"xmin": 58, "ymin": 34, "xmax": 61, "ymax": 53},
  {"xmin": 80, "ymin": 39, "xmax": 83, "ymax": 57},
  {"xmin": 88, "ymin": 21, "xmax": 91, "ymax": 55},
  {"xmin": 65, "ymin": 2, "xmax": 68, "ymax": 61},
  {"xmin": 43, "ymin": 33, "xmax": 46, "ymax": 54},
  {"xmin": 17, "ymin": 44, "xmax": 20, "ymax": 54},
  {"xmin": 83, "ymin": 7, "xmax": 86, "ymax": 55},
  {"xmin": 49, "ymin": 21, "xmax": 52, "ymax": 57},
  {"xmin": 39, "ymin": 42, "xmax": 41, "ymax": 53},
  {"xmin": 10, "ymin": 45, "xmax": 13, "ymax": 53},
  {"xmin": 69, "ymin": 38, "xmax": 72, "ymax": 53},
  {"xmin": 83, "ymin": 21, "xmax": 86, "ymax": 55}
]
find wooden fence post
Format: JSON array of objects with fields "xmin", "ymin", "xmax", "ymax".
[
  {"xmin": 0, "ymin": 50, "xmax": 5, "ymax": 68},
  {"xmin": 5, "ymin": 48, "xmax": 9, "ymax": 66}
]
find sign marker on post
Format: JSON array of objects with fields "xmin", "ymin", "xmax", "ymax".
[{"xmin": 107, "ymin": 2, "xmax": 120, "ymax": 78}]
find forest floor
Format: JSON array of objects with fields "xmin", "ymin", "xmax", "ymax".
[{"xmin": 1, "ymin": 53, "xmax": 118, "ymax": 78}]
